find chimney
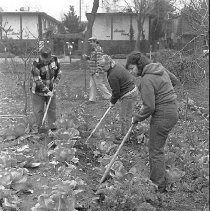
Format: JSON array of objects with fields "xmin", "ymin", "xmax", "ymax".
[{"xmin": 20, "ymin": 6, "xmax": 30, "ymax": 11}]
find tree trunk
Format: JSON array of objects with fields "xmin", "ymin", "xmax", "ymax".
[
  {"xmin": 23, "ymin": 61, "xmax": 28, "ymax": 114},
  {"xmin": 135, "ymin": 14, "xmax": 143, "ymax": 50},
  {"xmin": 83, "ymin": 0, "xmax": 99, "ymax": 54},
  {"xmin": 135, "ymin": 12, "xmax": 146, "ymax": 51}
]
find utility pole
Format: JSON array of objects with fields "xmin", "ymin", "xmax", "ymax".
[{"xmin": 79, "ymin": 0, "xmax": 82, "ymax": 21}]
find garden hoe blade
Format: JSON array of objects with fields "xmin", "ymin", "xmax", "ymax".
[
  {"xmin": 39, "ymin": 84, "xmax": 55, "ymax": 134},
  {"xmin": 98, "ymin": 125, "xmax": 134, "ymax": 186},
  {"xmin": 39, "ymin": 96, "xmax": 52, "ymax": 134},
  {"xmin": 85, "ymin": 106, "xmax": 111, "ymax": 144}
]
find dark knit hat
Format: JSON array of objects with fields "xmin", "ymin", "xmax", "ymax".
[{"xmin": 40, "ymin": 47, "xmax": 51, "ymax": 60}]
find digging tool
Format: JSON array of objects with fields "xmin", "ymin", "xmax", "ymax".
[
  {"xmin": 98, "ymin": 124, "xmax": 134, "ymax": 185},
  {"xmin": 39, "ymin": 85, "xmax": 55, "ymax": 133},
  {"xmin": 85, "ymin": 106, "xmax": 111, "ymax": 144}
]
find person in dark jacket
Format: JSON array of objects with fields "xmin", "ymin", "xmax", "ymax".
[
  {"xmin": 126, "ymin": 51, "xmax": 180, "ymax": 193},
  {"xmin": 98, "ymin": 54, "xmax": 139, "ymax": 142},
  {"xmin": 30, "ymin": 46, "xmax": 61, "ymax": 133}
]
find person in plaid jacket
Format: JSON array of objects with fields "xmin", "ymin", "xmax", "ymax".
[
  {"xmin": 83, "ymin": 37, "xmax": 111, "ymax": 104},
  {"xmin": 30, "ymin": 46, "xmax": 61, "ymax": 133}
]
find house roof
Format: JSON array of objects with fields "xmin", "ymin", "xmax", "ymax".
[
  {"xmin": 86, "ymin": 12, "xmax": 153, "ymax": 19},
  {"xmin": 0, "ymin": 11, "xmax": 61, "ymax": 25},
  {"xmin": 87, "ymin": 12, "xmax": 136, "ymax": 15}
]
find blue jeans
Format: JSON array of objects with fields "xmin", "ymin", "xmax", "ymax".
[
  {"xmin": 149, "ymin": 102, "xmax": 178, "ymax": 190},
  {"xmin": 32, "ymin": 93, "xmax": 57, "ymax": 129}
]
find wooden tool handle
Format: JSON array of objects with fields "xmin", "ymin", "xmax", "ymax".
[
  {"xmin": 86, "ymin": 106, "xmax": 111, "ymax": 144},
  {"xmin": 99, "ymin": 125, "xmax": 134, "ymax": 184}
]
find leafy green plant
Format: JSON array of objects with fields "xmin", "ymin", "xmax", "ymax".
[{"xmin": 0, "ymin": 153, "xmax": 30, "ymax": 210}]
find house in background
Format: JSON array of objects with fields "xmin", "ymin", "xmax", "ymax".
[
  {"xmin": 86, "ymin": 12, "xmax": 152, "ymax": 54},
  {"xmin": 0, "ymin": 11, "xmax": 61, "ymax": 40},
  {"xmin": 0, "ymin": 9, "xmax": 63, "ymax": 55}
]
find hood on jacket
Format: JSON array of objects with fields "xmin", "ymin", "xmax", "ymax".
[{"xmin": 141, "ymin": 63, "xmax": 165, "ymax": 77}]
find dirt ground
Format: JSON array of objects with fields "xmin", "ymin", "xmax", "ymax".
[{"xmin": 0, "ymin": 60, "xmax": 209, "ymax": 210}]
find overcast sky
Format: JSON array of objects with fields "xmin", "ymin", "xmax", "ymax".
[
  {"xmin": 0, "ymin": 0, "xmax": 96, "ymax": 21},
  {"xmin": 0, "ymin": 0, "xmax": 183, "ymax": 21}
]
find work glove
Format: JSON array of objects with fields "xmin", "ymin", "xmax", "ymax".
[
  {"xmin": 54, "ymin": 77, "xmax": 60, "ymax": 84},
  {"xmin": 109, "ymin": 102, "xmax": 115, "ymax": 108},
  {"xmin": 82, "ymin": 54, "xmax": 90, "ymax": 60},
  {"xmin": 47, "ymin": 91, "xmax": 54, "ymax": 97},
  {"xmin": 95, "ymin": 72, "xmax": 99, "ymax": 77},
  {"xmin": 132, "ymin": 115, "xmax": 140, "ymax": 125}
]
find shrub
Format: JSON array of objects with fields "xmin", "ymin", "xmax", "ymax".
[
  {"xmin": 0, "ymin": 39, "xmax": 38, "ymax": 57},
  {"xmin": 153, "ymin": 49, "xmax": 209, "ymax": 85},
  {"xmin": 0, "ymin": 52, "xmax": 16, "ymax": 58},
  {"xmin": 106, "ymin": 45, "xmax": 130, "ymax": 55},
  {"xmin": 101, "ymin": 40, "xmax": 135, "ymax": 55}
]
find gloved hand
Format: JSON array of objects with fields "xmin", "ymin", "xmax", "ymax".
[
  {"xmin": 47, "ymin": 91, "xmax": 54, "ymax": 97},
  {"xmin": 132, "ymin": 115, "xmax": 140, "ymax": 125},
  {"xmin": 109, "ymin": 102, "xmax": 115, "ymax": 108},
  {"xmin": 82, "ymin": 54, "xmax": 89, "ymax": 60},
  {"xmin": 54, "ymin": 77, "xmax": 59, "ymax": 84}
]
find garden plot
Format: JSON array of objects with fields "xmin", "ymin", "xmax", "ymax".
[{"xmin": 0, "ymin": 60, "xmax": 209, "ymax": 211}]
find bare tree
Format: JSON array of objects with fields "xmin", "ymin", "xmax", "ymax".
[
  {"xmin": 81, "ymin": 0, "xmax": 99, "ymax": 92},
  {"xmin": 180, "ymin": 0, "xmax": 209, "ymax": 96},
  {"xmin": 132, "ymin": 0, "xmax": 154, "ymax": 50},
  {"xmin": 84, "ymin": 0, "xmax": 99, "ymax": 54},
  {"xmin": 0, "ymin": 21, "xmax": 13, "ymax": 38},
  {"xmin": 104, "ymin": 0, "xmax": 177, "ymax": 50},
  {"xmin": 180, "ymin": 0, "xmax": 209, "ymax": 52},
  {"xmin": 6, "ymin": 29, "xmax": 39, "ymax": 115},
  {"xmin": 0, "ymin": 21, "xmax": 13, "ymax": 63},
  {"xmin": 106, "ymin": 0, "xmax": 154, "ymax": 50}
]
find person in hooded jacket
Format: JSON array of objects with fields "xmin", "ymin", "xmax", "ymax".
[{"xmin": 125, "ymin": 51, "xmax": 180, "ymax": 193}]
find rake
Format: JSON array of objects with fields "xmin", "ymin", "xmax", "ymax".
[{"xmin": 39, "ymin": 85, "xmax": 55, "ymax": 133}]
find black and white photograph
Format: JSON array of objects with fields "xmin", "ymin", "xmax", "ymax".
[{"xmin": 0, "ymin": 0, "xmax": 209, "ymax": 210}]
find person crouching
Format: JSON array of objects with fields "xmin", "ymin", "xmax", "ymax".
[{"xmin": 98, "ymin": 55, "xmax": 139, "ymax": 143}]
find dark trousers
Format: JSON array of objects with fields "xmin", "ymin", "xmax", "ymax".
[
  {"xmin": 32, "ymin": 93, "xmax": 56, "ymax": 129},
  {"xmin": 149, "ymin": 102, "xmax": 178, "ymax": 190}
]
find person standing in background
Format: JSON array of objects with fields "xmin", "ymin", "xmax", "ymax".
[{"xmin": 83, "ymin": 37, "xmax": 111, "ymax": 104}]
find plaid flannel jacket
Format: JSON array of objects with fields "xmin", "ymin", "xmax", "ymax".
[
  {"xmin": 88, "ymin": 45, "xmax": 104, "ymax": 75},
  {"xmin": 30, "ymin": 56, "xmax": 61, "ymax": 95}
]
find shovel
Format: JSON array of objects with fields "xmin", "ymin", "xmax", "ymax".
[
  {"xmin": 98, "ymin": 124, "xmax": 134, "ymax": 185},
  {"xmin": 85, "ymin": 106, "xmax": 111, "ymax": 144},
  {"xmin": 39, "ymin": 86, "xmax": 55, "ymax": 133}
]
